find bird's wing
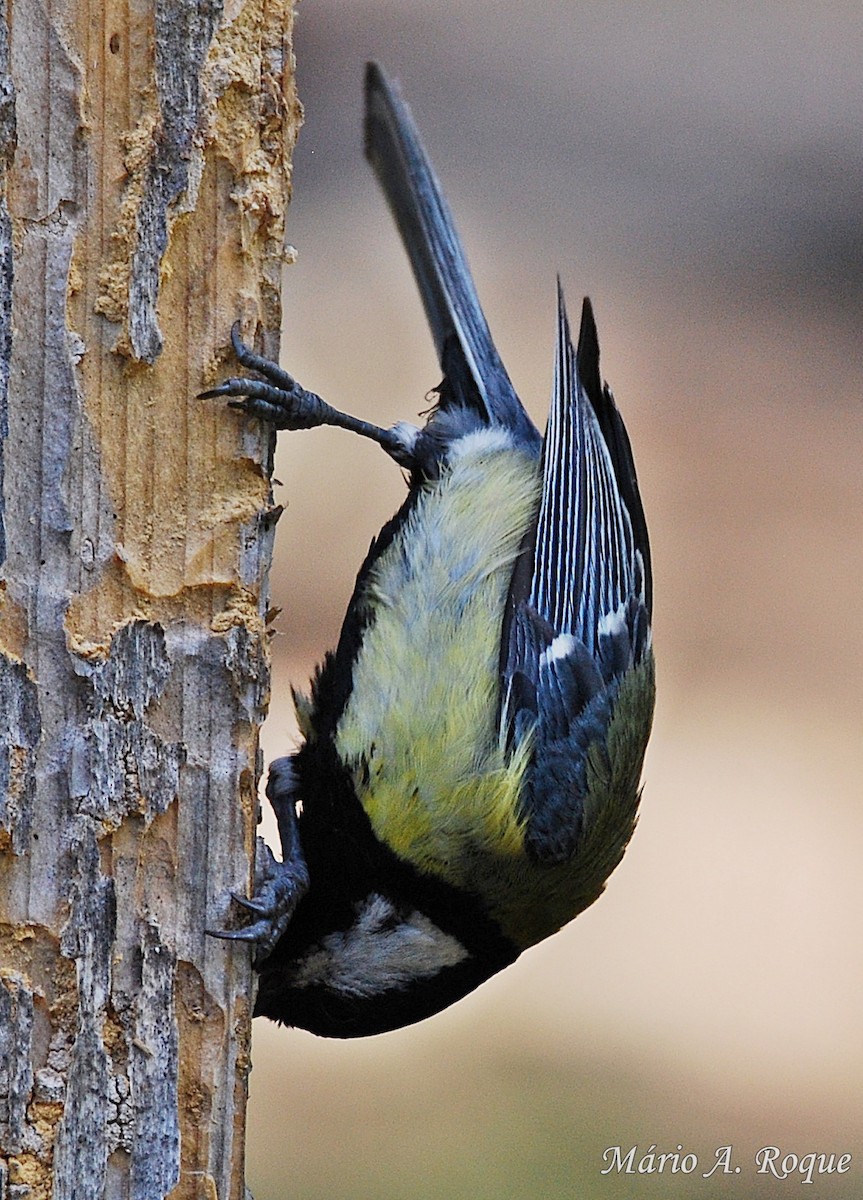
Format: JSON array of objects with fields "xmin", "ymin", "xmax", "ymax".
[
  {"xmin": 501, "ymin": 287, "xmax": 653, "ymax": 863},
  {"xmin": 364, "ymin": 63, "xmax": 539, "ymax": 446}
]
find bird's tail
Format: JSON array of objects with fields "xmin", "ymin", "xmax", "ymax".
[{"xmin": 364, "ymin": 62, "xmax": 537, "ymax": 443}]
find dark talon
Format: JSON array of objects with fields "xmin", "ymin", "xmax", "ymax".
[
  {"xmin": 230, "ymin": 890, "xmax": 273, "ymax": 916},
  {"xmin": 198, "ymin": 381, "xmax": 243, "ymax": 401},
  {"xmin": 207, "ymin": 917, "xmax": 288, "ymax": 967},
  {"xmin": 206, "ymin": 921, "xmax": 276, "ymax": 959},
  {"xmin": 206, "ymin": 925, "xmax": 254, "ymax": 942},
  {"xmin": 199, "ymin": 361, "xmax": 330, "ymax": 432},
  {"xmin": 227, "ymin": 322, "xmax": 301, "ymax": 392},
  {"xmin": 208, "ymin": 831, "xmax": 310, "ymax": 964},
  {"xmin": 230, "ymin": 320, "xmax": 246, "ymax": 358}
]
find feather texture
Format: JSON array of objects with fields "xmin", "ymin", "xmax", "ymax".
[
  {"xmin": 364, "ymin": 63, "xmax": 540, "ymax": 446},
  {"xmin": 531, "ymin": 287, "xmax": 645, "ymax": 651},
  {"xmin": 500, "ymin": 288, "xmax": 653, "ymax": 865}
]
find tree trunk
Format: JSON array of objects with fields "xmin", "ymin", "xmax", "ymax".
[{"xmin": 0, "ymin": 2, "xmax": 299, "ymax": 1197}]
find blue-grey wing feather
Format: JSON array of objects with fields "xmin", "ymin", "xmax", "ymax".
[
  {"xmin": 364, "ymin": 63, "xmax": 539, "ymax": 447},
  {"xmin": 503, "ymin": 287, "xmax": 652, "ymax": 863}
]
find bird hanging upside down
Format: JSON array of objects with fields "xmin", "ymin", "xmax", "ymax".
[{"xmin": 202, "ymin": 63, "xmax": 655, "ymax": 1038}]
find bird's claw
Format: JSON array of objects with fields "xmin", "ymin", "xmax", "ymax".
[
  {"xmin": 208, "ymin": 838, "xmax": 309, "ymax": 966},
  {"xmin": 199, "ymin": 323, "xmax": 329, "ymax": 431},
  {"xmin": 208, "ymin": 922, "xmax": 273, "ymax": 945},
  {"xmin": 229, "ymin": 889, "xmax": 273, "ymax": 916}
]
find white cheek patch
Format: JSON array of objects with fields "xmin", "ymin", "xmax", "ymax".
[{"xmin": 287, "ymin": 894, "xmax": 470, "ymax": 998}]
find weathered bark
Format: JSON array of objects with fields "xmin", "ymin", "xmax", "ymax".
[{"xmin": 0, "ymin": 2, "xmax": 299, "ymax": 1197}]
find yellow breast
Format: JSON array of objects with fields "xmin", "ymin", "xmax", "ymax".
[{"xmin": 335, "ymin": 430, "xmax": 538, "ymax": 870}]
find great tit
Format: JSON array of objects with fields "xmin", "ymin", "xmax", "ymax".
[{"xmin": 203, "ymin": 63, "xmax": 655, "ymax": 1037}]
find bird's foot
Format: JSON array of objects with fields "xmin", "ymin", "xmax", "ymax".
[
  {"xmin": 202, "ymin": 321, "xmax": 418, "ymax": 464},
  {"xmin": 199, "ymin": 322, "xmax": 332, "ymax": 431},
  {"xmin": 208, "ymin": 837, "xmax": 310, "ymax": 966}
]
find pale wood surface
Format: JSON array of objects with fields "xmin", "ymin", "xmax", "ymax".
[{"xmin": 0, "ymin": 3, "xmax": 299, "ymax": 1196}]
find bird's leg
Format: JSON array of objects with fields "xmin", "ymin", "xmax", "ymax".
[
  {"xmin": 200, "ymin": 323, "xmax": 418, "ymax": 467},
  {"xmin": 208, "ymin": 758, "xmax": 310, "ymax": 965}
]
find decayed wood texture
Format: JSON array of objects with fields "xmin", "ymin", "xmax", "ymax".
[{"xmin": 0, "ymin": 2, "xmax": 299, "ymax": 1197}]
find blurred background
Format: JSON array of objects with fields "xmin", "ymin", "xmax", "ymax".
[{"xmin": 247, "ymin": 2, "xmax": 863, "ymax": 1196}]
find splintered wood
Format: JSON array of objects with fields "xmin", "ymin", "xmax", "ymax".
[{"xmin": 0, "ymin": 3, "xmax": 300, "ymax": 1196}]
